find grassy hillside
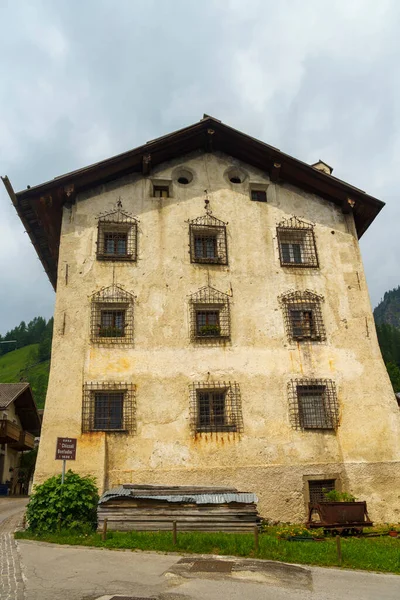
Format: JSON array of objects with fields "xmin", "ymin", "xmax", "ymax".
[{"xmin": 0, "ymin": 344, "xmax": 50, "ymax": 409}]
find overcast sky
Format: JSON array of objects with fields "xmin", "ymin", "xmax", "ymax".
[{"xmin": 1, "ymin": 0, "xmax": 399, "ymax": 334}]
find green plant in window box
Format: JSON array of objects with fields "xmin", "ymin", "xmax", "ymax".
[
  {"xmin": 198, "ymin": 324, "xmax": 221, "ymax": 337},
  {"xmin": 98, "ymin": 326, "xmax": 124, "ymax": 338},
  {"xmin": 323, "ymin": 489, "xmax": 357, "ymax": 502}
]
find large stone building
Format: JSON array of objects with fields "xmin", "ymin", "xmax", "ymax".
[{"xmin": 3, "ymin": 116, "xmax": 400, "ymax": 522}]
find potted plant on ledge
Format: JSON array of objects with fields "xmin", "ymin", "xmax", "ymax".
[
  {"xmin": 98, "ymin": 326, "xmax": 124, "ymax": 338},
  {"xmin": 198, "ymin": 324, "xmax": 221, "ymax": 337}
]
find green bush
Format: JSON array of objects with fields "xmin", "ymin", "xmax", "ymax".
[{"xmin": 26, "ymin": 470, "xmax": 99, "ymax": 532}]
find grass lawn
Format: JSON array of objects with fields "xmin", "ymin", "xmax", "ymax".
[{"xmin": 15, "ymin": 529, "xmax": 400, "ymax": 574}]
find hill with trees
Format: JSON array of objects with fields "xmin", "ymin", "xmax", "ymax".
[
  {"xmin": 374, "ymin": 287, "xmax": 400, "ymax": 393},
  {"xmin": 0, "ymin": 317, "xmax": 53, "ymax": 408}
]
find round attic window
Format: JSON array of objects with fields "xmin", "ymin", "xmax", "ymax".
[
  {"xmin": 174, "ymin": 168, "xmax": 194, "ymax": 185},
  {"xmin": 225, "ymin": 167, "xmax": 247, "ymax": 185}
]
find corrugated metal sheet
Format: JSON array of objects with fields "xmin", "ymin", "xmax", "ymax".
[{"xmin": 99, "ymin": 486, "xmax": 258, "ymax": 505}]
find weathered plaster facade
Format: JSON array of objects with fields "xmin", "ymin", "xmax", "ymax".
[{"xmin": 32, "ymin": 148, "xmax": 400, "ymax": 523}]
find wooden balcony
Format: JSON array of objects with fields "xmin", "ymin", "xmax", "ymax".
[
  {"xmin": 0, "ymin": 420, "xmax": 21, "ymax": 444},
  {"xmin": 10, "ymin": 430, "xmax": 36, "ymax": 451},
  {"xmin": 0, "ymin": 420, "xmax": 35, "ymax": 450}
]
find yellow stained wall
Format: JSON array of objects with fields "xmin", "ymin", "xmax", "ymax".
[{"xmin": 35, "ymin": 151, "xmax": 400, "ymax": 522}]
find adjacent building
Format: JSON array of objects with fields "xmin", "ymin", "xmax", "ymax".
[
  {"xmin": 0, "ymin": 383, "xmax": 41, "ymax": 495},
  {"xmin": 3, "ymin": 116, "xmax": 400, "ymax": 521}
]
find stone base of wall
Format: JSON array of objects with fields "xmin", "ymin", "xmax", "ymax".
[{"xmin": 104, "ymin": 461, "xmax": 400, "ymax": 523}]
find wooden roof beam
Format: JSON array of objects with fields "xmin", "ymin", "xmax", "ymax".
[
  {"xmin": 270, "ymin": 162, "xmax": 281, "ymax": 183},
  {"xmin": 142, "ymin": 153, "xmax": 151, "ymax": 175}
]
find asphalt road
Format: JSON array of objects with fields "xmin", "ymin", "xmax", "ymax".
[
  {"xmin": 1, "ymin": 497, "xmax": 399, "ymax": 600},
  {"xmin": 0, "ymin": 497, "xmax": 28, "ymax": 530}
]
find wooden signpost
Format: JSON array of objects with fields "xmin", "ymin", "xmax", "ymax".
[{"xmin": 55, "ymin": 437, "xmax": 77, "ymax": 483}]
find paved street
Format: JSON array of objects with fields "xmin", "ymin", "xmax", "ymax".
[
  {"xmin": 0, "ymin": 497, "xmax": 29, "ymax": 600},
  {"xmin": 1, "ymin": 497, "xmax": 400, "ymax": 600}
]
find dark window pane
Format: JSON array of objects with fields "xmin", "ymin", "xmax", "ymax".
[
  {"xmin": 293, "ymin": 244, "xmax": 302, "ymax": 263},
  {"xmin": 153, "ymin": 185, "xmax": 169, "ymax": 198},
  {"xmin": 212, "ymin": 393, "xmax": 225, "ymax": 426},
  {"xmin": 117, "ymin": 238, "xmax": 127, "ymax": 255},
  {"xmin": 195, "ymin": 311, "xmax": 220, "ymax": 336},
  {"xmin": 94, "ymin": 392, "xmax": 123, "ymax": 430},
  {"xmin": 281, "ymin": 243, "xmax": 291, "ymax": 263},
  {"xmin": 194, "ymin": 235, "xmax": 217, "ymax": 259},
  {"xmin": 290, "ymin": 309, "xmax": 315, "ymax": 339},
  {"xmin": 251, "ymin": 190, "xmax": 267, "ymax": 202},
  {"xmin": 280, "ymin": 240, "xmax": 303, "ymax": 264},
  {"xmin": 104, "ymin": 232, "xmax": 128, "ymax": 256},
  {"xmin": 197, "ymin": 391, "xmax": 227, "ymax": 430},
  {"xmin": 99, "ymin": 310, "xmax": 125, "ymax": 337},
  {"xmin": 198, "ymin": 392, "xmax": 211, "ymax": 427},
  {"xmin": 297, "ymin": 386, "xmax": 332, "ymax": 429}
]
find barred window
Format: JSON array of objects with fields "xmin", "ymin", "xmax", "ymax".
[
  {"xmin": 90, "ymin": 285, "xmax": 134, "ymax": 345},
  {"xmin": 288, "ymin": 379, "xmax": 339, "ymax": 431},
  {"xmin": 97, "ymin": 205, "xmax": 138, "ymax": 261},
  {"xmin": 280, "ymin": 291, "xmax": 326, "ymax": 342},
  {"xmin": 82, "ymin": 382, "xmax": 136, "ymax": 433},
  {"xmin": 189, "ymin": 213, "xmax": 228, "ymax": 265},
  {"xmin": 189, "ymin": 286, "xmax": 230, "ymax": 343},
  {"xmin": 309, "ymin": 479, "xmax": 336, "ymax": 503},
  {"xmin": 277, "ymin": 217, "xmax": 318, "ymax": 268},
  {"xmin": 190, "ymin": 381, "xmax": 243, "ymax": 435}
]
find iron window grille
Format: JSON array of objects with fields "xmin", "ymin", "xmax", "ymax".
[
  {"xmin": 280, "ymin": 291, "xmax": 326, "ymax": 342},
  {"xmin": 82, "ymin": 382, "xmax": 136, "ymax": 433},
  {"xmin": 308, "ymin": 479, "xmax": 336, "ymax": 503},
  {"xmin": 189, "ymin": 286, "xmax": 231, "ymax": 343},
  {"xmin": 189, "ymin": 381, "xmax": 243, "ymax": 435},
  {"xmin": 189, "ymin": 214, "xmax": 228, "ymax": 265},
  {"xmin": 288, "ymin": 379, "xmax": 339, "ymax": 431},
  {"xmin": 276, "ymin": 216, "xmax": 319, "ymax": 268},
  {"xmin": 90, "ymin": 285, "xmax": 134, "ymax": 345},
  {"xmin": 96, "ymin": 205, "xmax": 138, "ymax": 261}
]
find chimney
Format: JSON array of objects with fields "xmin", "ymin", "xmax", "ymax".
[{"xmin": 311, "ymin": 160, "xmax": 333, "ymax": 175}]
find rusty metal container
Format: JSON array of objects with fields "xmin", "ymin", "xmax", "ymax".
[{"xmin": 307, "ymin": 501, "xmax": 372, "ymax": 529}]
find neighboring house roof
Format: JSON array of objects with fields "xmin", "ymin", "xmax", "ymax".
[
  {"xmin": 0, "ymin": 383, "xmax": 41, "ymax": 435},
  {"xmin": 99, "ymin": 484, "xmax": 258, "ymax": 505},
  {"xmin": 1, "ymin": 115, "xmax": 385, "ymax": 290}
]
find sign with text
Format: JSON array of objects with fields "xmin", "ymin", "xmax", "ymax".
[{"xmin": 55, "ymin": 437, "xmax": 77, "ymax": 461}]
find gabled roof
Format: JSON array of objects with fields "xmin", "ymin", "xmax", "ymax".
[
  {"xmin": 2, "ymin": 115, "xmax": 384, "ymax": 290},
  {"xmin": 0, "ymin": 383, "xmax": 41, "ymax": 435}
]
